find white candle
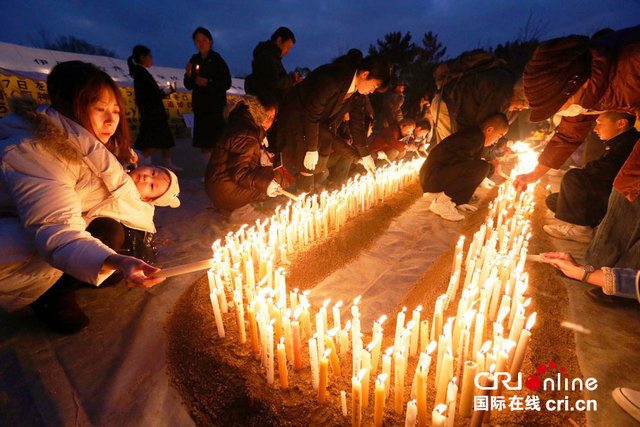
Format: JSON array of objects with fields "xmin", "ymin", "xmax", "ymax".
[
  {"xmin": 309, "ymin": 336, "xmax": 319, "ymax": 390},
  {"xmin": 266, "ymin": 321, "xmax": 275, "ymax": 385},
  {"xmin": 209, "ymin": 292, "xmax": 225, "ymax": 338},
  {"xmin": 341, "ymin": 390, "xmax": 348, "ymax": 417},
  {"xmin": 432, "ymin": 403, "xmax": 447, "ymax": 427},
  {"xmin": 405, "ymin": 399, "xmax": 417, "ymax": 426},
  {"xmin": 410, "ymin": 306, "xmax": 422, "ymax": 357},
  {"xmin": 510, "ymin": 313, "xmax": 536, "ymax": 377},
  {"xmin": 394, "ymin": 307, "xmax": 406, "ymax": 349}
]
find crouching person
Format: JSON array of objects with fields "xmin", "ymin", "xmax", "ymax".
[
  {"xmin": 205, "ymin": 94, "xmax": 285, "ymax": 223},
  {"xmin": 420, "ymin": 113, "xmax": 508, "ymax": 221},
  {"xmin": 369, "ymin": 118, "xmax": 418, "ymax": 163},
  {"xmin": 0, "ymin": 62, "xmax": 165, "ymax": 334}
]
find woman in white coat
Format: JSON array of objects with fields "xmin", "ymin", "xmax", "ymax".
[{"xmin": 0, "ymin": 61, "xmax": 164, "ymax": 333}]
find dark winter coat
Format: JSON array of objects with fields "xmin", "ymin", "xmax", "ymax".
[
  {"xmin": 184, "ymin": 50, "xmax": 232, "ymax": 148},
  {"xmin": 130, "ymin": 63, "xmax": 174, "ymax": 150},
  {"xmin": 369, "ymin": 124, "xmax": 408, "ymax": 157},
  {"xmin": 441, "ymin": 66, "xmax": 515, "ymax": 134},
  {"xmin": 205, "ymin": 103, "xmax": 275, "ymax": 210},
  {"xmin": 244, "ymin": 40, "xmax": 295, "ymax": 103},
  {"xmin": 530, "ymin": 26, "xmax": 640, "ymax": 200},
  {"xmin": 425, "ymin": 127, "xmax": 485, "ymax": 169},
  {"xmin": 276, "ymin": 63, "xmax": 368, "ymax": 172},
  {"xmin": 585, "ymin": 128, "xmax": 640, "ymax": 183}
]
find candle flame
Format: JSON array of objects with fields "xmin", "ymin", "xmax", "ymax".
[
  {"xmin": 358, "ymin": 368, "xmax": 367, "ymax": 381},
  {"xmin": 377, "ymin": 373, "xmax": 388, "ymax": 382},
  {"xmin": 523, "ymin": 297, "xmax": 532, "ymax": 308},
  {"xmin": 426, "ymin": 341, "xmax": 437, "ymax": 355},
  {"xmin": 353, "ymin": 295, "xmax": 362, "ymax": 305},
  {"xmin": 502, "ymin": 339, "xmax": 516, "ymax": 353},
  {"xmin": 323, "ymin": 349, "xmax": 332, "ymax": 358},
  {"xmin": 334, "ymin": 300, "xmax": 343, "ymax": 308},
  {"xmin": 497, "ymin": 306, "xmax": 510, "ymax": 324},
  {"xmin": 322, "ymin": 298, "xmax": 331, "ymax": 308},
  {"xmin": 344, "ymin": 320, "xmax": 352, "ymax": 332},
  {"xmin": 327, "ymin": 327, "xmax": 339, "ymax": 337},
  {"xmin": 402, "ymin": 306, "xmax": 407, "ymax": 313},
  {"xmin": 434, "ymin": 403, "xmax": 448, "ymax": 415},
  {"xmin": 480, "ymin": 340, "xmax": 492, "ymax": 354},
  {"xmin": 385, "ymin": 346, "xmax": 395, "ymax": 356},
  {"xmin": 366, "ymin": 338, "xmax": 378, "ymax": 352},
  {"xmin": 376, "ymin": 314, "xmax": 388, "ymax": 325},
  {"xmin": 526, "ymin": 312, "xmax": 537, "ymax": 330},
  {"xmin": 415, "ymin": 305, "xmax": 423, "ymax": 312},
  {"xmin": 489, "ymin": 363, "xmax": 496, "ymax": 374}
]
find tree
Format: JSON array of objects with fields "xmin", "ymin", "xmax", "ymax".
[{"xmin": 31, "ymin": 31, "xmax": 116, "ymax": 57}]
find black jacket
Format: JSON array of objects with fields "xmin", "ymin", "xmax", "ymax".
[
  {"xmin": 131, "ymin": 63, "xmax": 167, "ymax": 121},
  {"xmin": 277, "ymin": 62, "xmax": 368, "ymax": 170},
  {"xmin": 585, "ymin": 128, "xmax": 640, "ymax": 182},
  {"xmin": 442, "ymin": 67, "xmax": 515, "ymax": 133},
  {"xmin": 426, "ymin": 127, "xmax": 485, "ymax": 169},
  {"xmin": 183, "ymin": 50, "xmax": 231, "ymax": 111},
  {"xmin": 244, "ymin": 40, "xmax": 295, "ymax": 103}
]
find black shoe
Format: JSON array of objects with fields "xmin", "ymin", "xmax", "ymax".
[
  {"xmin": 585, "ymin": 287, "xmax": 637, "ymax": 308},
  {"xmin": 30, "ymin": 288, "xmax": 89, "ymax": 334}
]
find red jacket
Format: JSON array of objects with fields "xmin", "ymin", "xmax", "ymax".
[
  {"xmin": 369, "ymin": 124, "xmax": 407, "ymax": 156},
  {"xmin": 536, "ymin": 26, "xmax": 640, "ymax": 200}
]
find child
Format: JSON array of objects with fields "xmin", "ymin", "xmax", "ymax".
[
  {"xmin": 420, "ymin": 113, "xmax": 508, "ymax": 221},
  {"xmin": 129, "ymin": 165, "xmax": 180, "ymax": 207}
]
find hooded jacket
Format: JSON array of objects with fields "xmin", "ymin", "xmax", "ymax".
[{"xmin": 0, "ymin": 100, "xmax": 155, "ymax": 311}]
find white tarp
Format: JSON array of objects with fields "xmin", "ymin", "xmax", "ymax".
[{"xmin": 0, "ymin": 41, "xmax": 245, "ymax": 95}]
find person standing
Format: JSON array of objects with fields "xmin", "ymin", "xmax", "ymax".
[
  {"xmin": 244, "ymin": 26, "xmax": 298, "ymax": 105},
  {"xmin": 184, "ymin": 27, "xmax": 231, "ymax": 168},
  {"xmin": 127, "ymin": 45, "xmax": 182, "ymax": 172}
]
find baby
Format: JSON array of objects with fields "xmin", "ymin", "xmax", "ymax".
[{"xmin": 129, "ymin": 165, "xmax": 180, "ymax": 208}]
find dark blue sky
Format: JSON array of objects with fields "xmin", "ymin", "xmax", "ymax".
[{"xmin": 2, "ymin": 0, "xmax": 639, "ymax": 77}]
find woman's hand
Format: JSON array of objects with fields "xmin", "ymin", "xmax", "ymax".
[
  {"xmin": 185, "ymin": 62, "xmax": 193, "ymax": 77},
  {"xmin": 104, "ymin": 254, "xmax": 165, "ymax": 288},
  {"xmin": 539, "ymin": 252, "xmax": 583, "ymax": 280}
]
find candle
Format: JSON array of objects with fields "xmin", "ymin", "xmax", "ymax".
[
  {"xmin": 234, "ymin": 290, "xmax": 246, "ymax": 344},
  {"xmin": 419, "ymin": 319, "xmax": 429, "ymax": 353},
  {"xmin": 352, "ymin": 369, "xmax": 366, "ymax": 427},
  {"xmin": 309, "ymin": 336, "xmax": 319, "ymax": 390},
  {"xmin": 510, "ymin": 312, "xmax": 536, "ymax": 377},
  {"xmin": 459, "ymin": 361, "xmax": 478, "ymax": 417},
  {"xmin": 341, "ymin": 321, "xmax": 351, "ymax": 356},
  {"xmin": 508, "ymin": 306, "xmax": 526, "ymax": 344},
  {"xmin": 435, "ymin": 349, "xmax": 453, "ymax": 406},
  {"xmin": 361, "ymin": 347, "xmax": 372, "ymax": 409},
  {"xmin": 209, "ymin": 292, "xmax": 225, "ymax": 338},
  {"xmin": 248, "ymin": 303, "xmax": 259, "ymax": 358},
  {"xmin": 394, "ymin": 351, "xmax": 405, "ymax": 414},
  {"xmin": 333, "ymin": 300, "xmax": 343, "ymax": 331},
  {"xmin": 416, "ymin": 362, "xmax": 428, "ymax": 427},
  {"xmin": 292, "ymin": 316, "xmax": 303, "ymax": 371},
  {"xmin": 374, "ymin": 374, "xmax": 387, "ymax": 427},
  {"xmin": 431, "ymin": 297, "xmax": 444, "ymax": 341},
  {"xmin": 266, "ymin": 321, "xmax": 275, "ymax": 385},
  {"xmin": 282, "ymin": 313, "xmax": 294, "ymax": 361},
  {"xmin": 469, "ymin": 368, "xmax": 494, "ymax": 427},
  {"xmin": 316, "ymin": 312, "xmax": 325, "ymax": 357},
  {"xmin": 473, "ymin": 312, "xmax": 485, "ymax": 356},
  {"xmin": 432, "ymin": 403, "xmax": 447, "ymax": 427},
  {"xmin": 277, "ymin": 338, "xmax": 288, "ymax": 390},
  {"xmin": 446, "ymin": 378, "xmax": 458, "ymax": 427},
  {"xmin": 318, "ymin": 349, "xmax": 330, "ymax": 404},
  {"xmin": 341, "ymin": 390, "xmax": 348, "ymax": 417},
  {"xmin": 382, "ymin": 347, "xmax": 393, "ymax": 398},
  {"xmin": 394, "ymin": 307, "xmax": 406, "ymax": 349},
  {"xmin": 410, "ymin": 306, "xmax": 422, "ymax": 357},
  {"xmin": 324, "ymin": 331, "xmax": 341, "ymax": 376},
  {"xmin": 405, "ymin": 399, "xmax": 417, "ymax": 426}
]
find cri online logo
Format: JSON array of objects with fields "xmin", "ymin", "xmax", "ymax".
[{"xmin": 475, "ymin": 361, "xmax": 598, "ymax": 392}]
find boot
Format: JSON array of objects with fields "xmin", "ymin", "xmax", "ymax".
[{"xmin": 30, "ymin": 281, "xmax": 89, "ymax": 334}]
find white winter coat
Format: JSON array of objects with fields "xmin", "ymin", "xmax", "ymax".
[{"xmin": 0, "ymin": 100, "xmax": 156, "ymax": 311}]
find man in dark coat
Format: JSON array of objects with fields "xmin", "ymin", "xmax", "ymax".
[
  {"xmin": 420, "ymin": 113, "xmax": 508, "ymax": 221},
  {"xmin": 515, "ymin": 25, "xmax": 640, "ymax": 270},
  {"xmin": 244, "ymin": 27, "xmax": 298, "ymax": 104},
  {"xmin": 276, "ymin": 55, "xmax": 390, "ymax": 193},
  {"xmin": 544, "ymin": 112, "xmax": 639, "ymax": 242}
]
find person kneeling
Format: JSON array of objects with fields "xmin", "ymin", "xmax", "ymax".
[
  {"xmin": 205, "ymin": 95, "xmax": 285, "ymax": 223},
  {"xmin": 369, "ymin": 118, "xmax": 418, "ymax": 163},
  {"xmin": 544, "ymin": 112, "xmax": 639, "ymax": 243},
  {"xmin": 419, "ymin": 113, "xmax": 508, "ymax": 221}
]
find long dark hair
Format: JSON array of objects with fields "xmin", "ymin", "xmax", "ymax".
[
  {"xmin": 47, "ymin": 61, "xmax": 132, "ymax": 162},
  {"xmin": 127, "ymin": 45, "xmax": 151, "ymax": 76}
]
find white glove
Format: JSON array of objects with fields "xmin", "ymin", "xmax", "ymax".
[
  {"xmin": 377, "ymin": 151, "xmax": 388, "ymax": 160},
  {"xmin": 360, "ymin": 155, "xmax": 376, "ymax": 174},
  {"xmin": 479, "ymin": 177, "xmax": 496, "ymax": 189},
  {"xmin": 457, "ymin": 204, "xmax": 478, "ymax": 213},
  {"xmin": 303, "ymin": 151, "xmax": 319, "ymax": 171},
  {"xmin": 266, "ymin": 180, "xmax": 281, "ymax": 197}
]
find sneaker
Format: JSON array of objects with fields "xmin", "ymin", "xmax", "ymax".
[
  {"xmin": 429, "ymin": 194, "xmax": 465, "ymax": 221},
  {"xmin": 543, "ymin": 222, "xmax": 593, "ymax": 243},
  {"xmin": 612, "ymin": 387, "xmax": 640, "ymax": 422},
  {"xmin": 422, "ymin": 192, "xmax": 441, "ymax": 204},
  {"xmin": 229, "ymin": 204, "xmax": 268, "ymax": 224},
  {"xmin": 457, "ymin": 203, "xmax": 478, "ymax": 213}
]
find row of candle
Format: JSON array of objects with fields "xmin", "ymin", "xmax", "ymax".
[{"xmin": 203, "ymin": 144, "xmax": 541, "ymax": 425}]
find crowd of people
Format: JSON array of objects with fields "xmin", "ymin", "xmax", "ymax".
[{"xmin": 1, "ymin": 24, "xmax": 640, "ymax": 417}]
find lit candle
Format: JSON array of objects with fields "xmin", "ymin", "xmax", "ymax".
[
  {"xmin": 431, "ymin": 297, "xmax": 444, "ymax": 341},
  {"xmin": 373, "ymin": 374, "xmax": 387, "ymax": 427},
  {"xmin": 405, "ymin": 399, "xmax": 417, "ymax": 426},
  {"xmin": 333, "ymin": 300, "xmax": 343, "ymax": 331},
  {"xmin": 324, "ymin": 330, "xmax": 341, "ymax": 377},
  {"xmin": 419, "ymin": 319, "xmax": 430, "ymax": 354},
  {"xmin": 435, "ymin": 349, "xmax": 453, "ymax": 406},
  {"xmin": 266, "ymin": 321, "xmax": 275, "ymax": 385},
  {"xmin": 510, "ymin": 312, "xmax": 536, "ymax": 377},
  {"xmin": 209, "ymin": 292, "xmax": 225, "ymax": 338},
  {"xmin": 394, "ymin": 307, "xmax": 407, "ymax": 349},
  {"xmin": 316, "ymin": 312, "xmax": 325, "ymax": 357},
  {"xmin": 352, "ymin": 369, "xmax": 366, "ymax": 427},
  {"xmin": 432, "ymin": 403, "xmax": 447, "ymax": 427},
  {"xmin": 341, "ymin": 390, "xmax": 348, "ymax": 417},
  {"xmin": 446, "ymin": 378, "xmax": 458, "ymax": 427},
  {"xmin": 234, "ymin": 290, "xmax": 246, "ymax": 344},
  {"xmin": 394, "ymin": 351, "xmax": 405, "ymax": 414},
  {"xmin": 292, "ymin": 313, "xmax": 303, "ymax": 371},
  {"xmin": 508, "ymin": 305, "xmax": 526, "ymax": 344},
  {"xmin": 309, "ymin": 336, "xmax": 319, "ymax": 390},
  {"xmin": 459, "ymin": 361, "xmax": 478, "ymax": 417},
  {"xmin": 248, "ymin": 302, "xmax": 259, "ymax": 358},
  {"xmin": 410, "ymin": 306, "xmax": 422, "ymax": 357},
  {"xmin": 341, "ymin": 321, "xmax": 351, "ymax": 356},
  {"xmin": 277, "ymin": 338, "xmax": 288, "ymax": 390},
  {"xmin": 382, "ymin": 347, "xmax": 393, "ymax": 398},
  {"xmin": 282, "ymin": 312, "xmax": 293, "ymax": 361},
  {"xmin": 318, "ymin": 349, "xmax": 330, "ymax": 404},
  {"xmin": 469, "ymin": 367, "xmax": 494, "ymax": 427},
  {"xmin": 361, "ymin": 347, "xmax": 372, "ymax": 409},
  {"xmin": 416, "ymin": 361, "xmax": 428, "ymax": 427}
]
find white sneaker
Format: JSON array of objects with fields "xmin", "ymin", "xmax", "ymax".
[
  {"xmin": 422, "ymin": 192, "xmax": 441, "ymax": 204},
  {"xmin": 613, "ymin": 387, "xmax": 640, "ymax": 422},
  {"xmin": 543, "ymin": 222, "xmax": 593, "ymax": 243},
  {"xmin": 479, "ymin": 177, "xmax": 496, "ymax": 189},
  {"xmin": 229, "ymin": 204, "xmax": 268, "ymax": 224},
  {"xmin": 429, "ymin": 194, "xmax": 465, "ymax": 221}
]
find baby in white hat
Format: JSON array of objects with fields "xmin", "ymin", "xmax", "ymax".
[{"xmin": 129, "ymin": 165, "xmax": 180, "ymax": 208}]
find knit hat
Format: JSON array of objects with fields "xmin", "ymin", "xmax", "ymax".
[
  {"xmin": 151, "ymin": 167, "xmax": 180, "ymax": 208},
  {"xmin": 523, "ymin": 35, "xmax": 591, "ymax": 122}
]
